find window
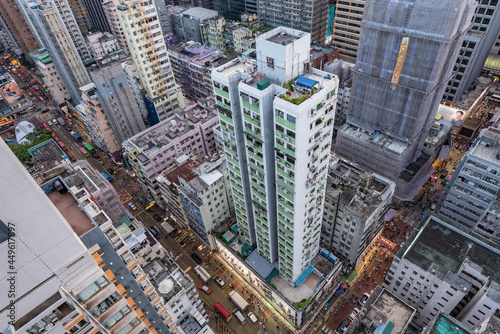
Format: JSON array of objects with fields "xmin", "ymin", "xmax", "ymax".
[{"xmin": 266, "ymin": 57, "xmax": 274, "ymax": 69}]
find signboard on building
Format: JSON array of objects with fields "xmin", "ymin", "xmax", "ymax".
[{"xmin": 391, "ymin": 37, "xmax": 410, "ymax": 88}]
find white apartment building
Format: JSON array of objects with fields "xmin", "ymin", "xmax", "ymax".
[
  {"xmin": 102, "ymin": 0, "xmax": 128, "ymax": 52},
  {"xmin": 87, "ymin": 31, "xmax": 120, "ymax": 58},
  {"xmin": 115, "ymin": 0, "xmax": 184, "ymax": 123},
  {"xmin": 157, "ymin": 154, "xmax": 234, "ymax": 246},
  {"xmin": 212, "ymin": 27, "xmax": 339, "ymax": 284},
  {"xmin": 29, "ymin": 48, "xmax": 71, "ymax": 104},
  {"xmin": 383, "ymin": 214, "xmax": 500, "ymax": 331},
  {"xmin": 321, "ymin": 156, "xmax": 395, "ymax": 267}
]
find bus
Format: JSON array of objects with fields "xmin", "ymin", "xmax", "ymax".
[
  {"xmin": 56, "ymin": 140, "xmax": 65, "ymax": 149},
  {"xmin": 80, "ymin": 147, "xmax": 90, "ymax": 157},
  {"xmin": 214, "ymin": 303, "xmax": 232, "ymax": 322},
  {"xmin": 194, "ymin": 265, "xmax": 211, "ymax": 284},
  {"xmin": 84, "ymin": 142, "xmax": 95, "ymax": 152}
]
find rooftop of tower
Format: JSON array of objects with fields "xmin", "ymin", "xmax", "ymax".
[
  {"xmin": 470, "ymin": 127, "xmax": 500, "ymax": 163},
  {"xmin": 260, "ymin": 26, "xmax": 307, "ymax": 45},
  {"xmin": 397, "ymin": 214, "xmax": 500, "ymax": 284}
]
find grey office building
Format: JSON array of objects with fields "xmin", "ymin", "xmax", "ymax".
[
  {"xmin": 82, "ymin": 0, "xmax": 112, "ymax": 33},
  {"xmin": 438, "ymin": 127, "xmax": 500, "ymax": 243},
  {"xmin": 335, "ymin": 0, "xmax": 476, "ymax": 201},
  {"xmin": 443, "ymin": 1, "xmax": 500, "ymax": 104},
  {"xmin": 258, "ymin": 0, "xmax": 329, "ymax": 44}
]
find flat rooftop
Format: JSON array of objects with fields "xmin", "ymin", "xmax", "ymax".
[
  {"xmin": 127, "ymin": 101, "xmax": 217, "ymax": 156},
  {"xmin": 455, "ymin": 75, "xmax": 493, "ymax": 111},
  {"xmin": 263, "ymin": 28, "xmax": 306, "ymax": 45},
  {"xmin": 470, "ymin": 129, "xmax": 500, "ymax": 162},
  {"xmin": 361, "ymin": 287, "xmax": 415, "ymax": 334},
  {"xmin": 48, "ymin": 190, "xmax": 94, "ymax": 236},
  {"xmin": 340, "ymin": 123, "xmax": 409, "ymax": 155},
  {"xmin": 400, "ymin": 215, "xmax": 500, "ymax": 283}
]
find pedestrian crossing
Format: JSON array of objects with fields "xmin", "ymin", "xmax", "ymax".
[{"xmin": 36, "ymin": 112, "xmax": 54, "ymax": 122}]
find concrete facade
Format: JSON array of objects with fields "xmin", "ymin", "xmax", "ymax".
[
  {"xmin": 438, "ymin": 127, "xmax": 500, "ymax": 243},
  {"xmin": 212, "ymin": 27, "xmax": 339, "ymax": 284},
  {"xmin": 383, "ymin": 214, "xmax": 500, "ymax": 331},
  {"xmin": 258, "ymin": 0, "xmax": 329, "ymax": 44},
  {"xmin": 122, "ymin": 98, "xmax": 219, "ymax": 203},
  {"xmin": 116, "ymin": 0, "xmax": 184, "ymax": 123},
  {"xmin": 102, "ymin": 0, "xmax": 128, "ymax": 52},
  {"xmin": 321, "ymin": 156, "xmax": 395, "ymax": 266},
  {"xmin": 82, "ymin": 0, "xmax": 112, "ymax": 33},
  {"xmin": 331, "ymin": 0, "xmax": 365, "ymax": 61},
  {"xmin": 87, "ymin": 32, "xmax": 119, "ymax": 58},
  {"xmin": 443, "ymin": 1, "xmax": 500, "ymax": 104},
  {"xmin": 171, "ymin": 7, "xmax": 218, "ymax": 43},
  {"xmin": 167, "ymin": 42, "xmax": 230, "ymax": 101},
  {"xmin": 29, "ymin": 48, "xmax": 71, "ymax": 104}
]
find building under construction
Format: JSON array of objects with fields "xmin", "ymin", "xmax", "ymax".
[{"xmin": 335, "ymin": 0, "xmax": 477, "ymax": 201}]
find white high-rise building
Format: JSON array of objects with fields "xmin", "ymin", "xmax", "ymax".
[
  {"xmin": 115, "ymin": 0, "xmax": 185, "ymax": 124},
  {"xmin": 212, "ymin": 27, "xmax": 339, "ymax": 284}
]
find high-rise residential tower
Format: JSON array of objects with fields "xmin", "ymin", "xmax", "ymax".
[
  {"xmin": 443, "ymin": 1, "xmax": 500, "ymax": 104},
  {"xmin": 0, "ymin": 0, "xmax": 40, "ymax": 58},
  {"xmin": 212, "ymin": 27, "xmax": 338, "ymax": 284},
  {"xmin": 23, "ymin": 0, "xmax": 91, "ymax": 103},
  {"xmin": 258, "ymin": 0, "xmax": 329, "ymax": 44},
  {"xmin": 115, "ymin": 0, "xmax": 185, "ymax": 124},
  {"xmin": 331, "ymin": 0, "xmax": 366, "ymax": 61},
  {"xmin": 335, "ymin": 0, "xmax": 476, "ymax": 201}
]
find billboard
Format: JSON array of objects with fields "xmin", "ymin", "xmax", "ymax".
[
  {"xmin": 0, "ymin": 80, "xmax": 24, "ymax": 105},
  {"xmin": 436, "ymin": 104, "xmax": 465, "ymax": 127},
  {"xmin": 391, "ymin": 37, "xmax": 410, "ymax": 87}
]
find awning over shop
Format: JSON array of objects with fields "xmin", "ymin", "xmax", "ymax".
[{"xmin": 84, "ymin": 143, "xmax": 94, "ymax": 151}]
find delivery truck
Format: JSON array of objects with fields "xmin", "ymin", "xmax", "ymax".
[{"xmin": 229, "ymin": 290, "xmax": 249, "ymax": 312}]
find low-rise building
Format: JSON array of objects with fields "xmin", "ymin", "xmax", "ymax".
[
  {"xmin": 321, "ymin": 156, "xmax": 395, "ymax": 267},
  {"xmin": 87, "ymin": 31, "xmax": 120, "ymax": 58},
  {"xmin": 200, "ymin": 15, "xmax": 225, "ymax": 51},
  {"xmin": 172, "ymin": 7, "xmax": 218, "ymax": 43},
  {"xmin": 157, "ymin": 154, "xmax": 234, "ymax": 245},
  {"xmin": 65, "ymin": 160, "xmax": 129, "ymax": 223},
  {"xmin": 122, "ymin": 98, "xmax": 219, "ymax": 202},
  {"xmin": 355, "ymin": 286, "xmax": 415, "ymax": 334},
  {"xmin": 233, "ymin": 26, "xmax": 254, "ymax": 53},
  {"xmin": 167, "ymin": 42, "xmax": 230, "ymax": 101},
  {"xmin": 383, "ymin": 214, "xmax": 500, "ymax": 331}
]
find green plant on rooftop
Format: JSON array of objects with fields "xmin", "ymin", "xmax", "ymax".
[
  {"xmin": 281, "ymin": 94, "xmax": 312, "ymax": 105},
  {"xmin": 7, "ymin": 127, "xmax": 52, "ymax": 165},
  {"xmin": 293, "ymin": 296, "xmax": 312, "ymax": 310}
]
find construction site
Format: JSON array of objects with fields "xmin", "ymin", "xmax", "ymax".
[{"xmin": 335, "ymin": 0, "xmax": 477, "ymax": 201}]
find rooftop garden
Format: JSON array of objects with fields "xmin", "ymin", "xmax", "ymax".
[{"xmin": 280, "ymin": 76, "xmax": 319, "ymax": 105}]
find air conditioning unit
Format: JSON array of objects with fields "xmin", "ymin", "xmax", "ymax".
[{"xmin": 285, "ymin": 137, "xmax": 290, "ymax": 142}]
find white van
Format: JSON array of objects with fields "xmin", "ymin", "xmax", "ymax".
[
  {"xmin": 247, "ymin": 312, "xmax": 258, "ymax": 325},
  {"xmin": 233, "ymin": 308, "xmax": 246, "ymax": 325}
]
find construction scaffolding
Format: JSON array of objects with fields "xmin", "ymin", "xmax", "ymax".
[{"xmin": 336, "ymin": 0, "xmax": 477, "ymax": 200}]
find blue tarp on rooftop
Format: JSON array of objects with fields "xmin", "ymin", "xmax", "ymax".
[
  {"xmin": 296, "ymin": 76, "xmax": 319, "ymax": 89},
  {"xmin": 73, "ymin": 132, "xmax": 81, "ymax": 139},
  {"xmin": 294, "ymin": 265, "xmax": 314, "ymax": 287}
]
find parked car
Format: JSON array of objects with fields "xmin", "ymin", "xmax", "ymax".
[
  {"xmin": 247, "ymin": 312, "xmax": 258, "ymax": 325},
  {"xmin": 107, "ymin": 168, "xmax": 115, "ymax": 175},
  {"xmin": 191, "ymin": 253, "xmax": 202, "ymax": 264},
  {"xmin": 336, "ymin": 320, "xmax": 349, "ymax": 333},
  {"xmin": 153, "ymin": 214, "xmax": 162, "ymax": 222},
  {"xmin": 359, "ymin": 293, "xmax": 370, "ymax": 306},
  {"xmin": 348, "ymin": 308, "xmax": 360, "ymax": 321},
  {"xmin": 214, "ymin": 276, "xmax": 225, "ymax": 288},
  {"xmin": 149, "ymin": 227, "xmax": 158, "ymax": 236},
  {"xmin": 66, "ymin": 127, "xmax": 72, "ymax": 132},
  {"xmin": 98, "ymin": 159, "xmax": 104, "ymax": 165},
  {"xmin": 92, "ymin": 153, "xmax": 99, "ymax": 159},
  {"xmin": 198, "ymin": 284, "xmax": 211, "ymax": 294},
  {"xmin": 128, "ymin": 202, "xmax": 137, "ymax": 211}
]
